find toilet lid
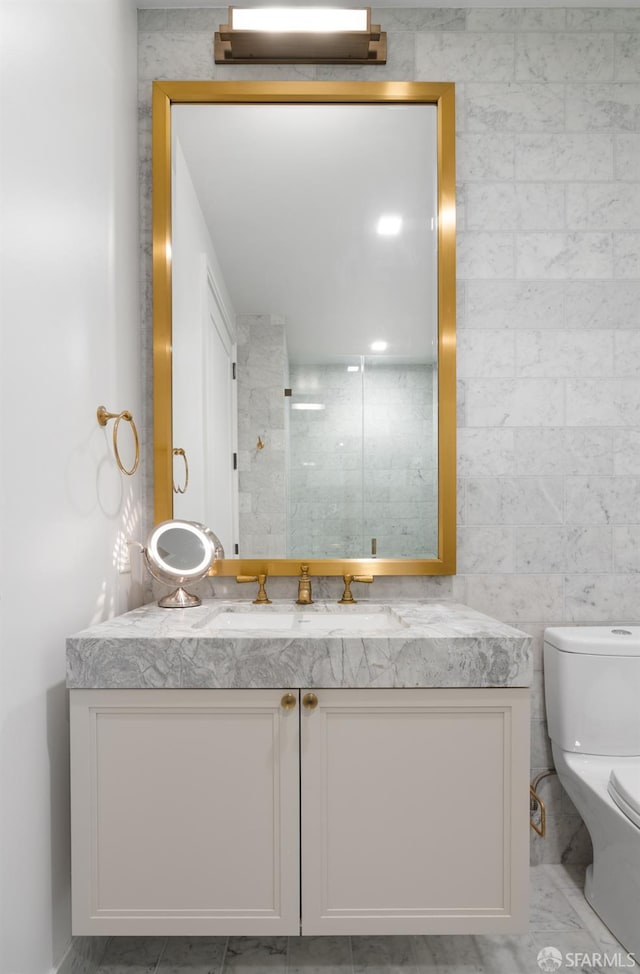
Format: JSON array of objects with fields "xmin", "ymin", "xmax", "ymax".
[{"xmin": 609, "ymin": 767, "xmax": 640, "ymax": 829}]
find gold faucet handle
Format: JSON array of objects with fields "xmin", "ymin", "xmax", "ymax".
[
  {"xmin": 296, "ymin": 564, "xmax": 314, "ymax": 605},
  {"xmin": 236, "ymin": 573, "xmax": 271, "ymax": 604},
  {"xmin": 339, "ymin": 574, "xmax": 374, "ymax": 604}
]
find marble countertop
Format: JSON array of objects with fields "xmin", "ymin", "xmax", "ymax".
[{"xmin": 66, "ymin": 599, "xmax": 532, "ymax": 690}]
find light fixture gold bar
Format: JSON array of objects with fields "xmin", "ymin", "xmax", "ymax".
[{"xmin": 214, "ymin": 7, "xmax": 386, "ymax": 64}]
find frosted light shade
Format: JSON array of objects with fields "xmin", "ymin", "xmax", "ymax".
[{"xmin": 231, "ymin": 8, "xmax": 369, "ymax": 33}]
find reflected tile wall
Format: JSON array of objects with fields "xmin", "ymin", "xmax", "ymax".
[
  {"xmin": 237, "ymin": 315, "xmax": 288, "ymax": 558},
  {"xmin": 138, "ymin": 7, "xmax": 640, "ymax": 865}
]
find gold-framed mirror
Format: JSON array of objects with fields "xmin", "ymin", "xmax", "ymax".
[{"xmin": 153, "ymin": 80, "xmax": 456, "ymax": 577}]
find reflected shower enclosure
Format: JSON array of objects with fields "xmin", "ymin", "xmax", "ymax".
[
  {"xmin": 235, "ymin": 312, "xmax": 437, "ymax": 559},
  {"xmin": 287, "ymin": 358, "xmax": 437, "ymax": 560}
]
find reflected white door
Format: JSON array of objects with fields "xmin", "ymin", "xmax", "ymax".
[{"xmin": 202, "ymin": 265, "xmax": 238, "ymax": 554}]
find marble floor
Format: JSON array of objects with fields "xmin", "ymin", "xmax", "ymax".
[{"xmin": 94, "ymin": 865, "xmax": 637, "ymax": 974}]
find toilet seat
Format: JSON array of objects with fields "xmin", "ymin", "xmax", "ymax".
[{"xmin": 609, "ymin": 766, "xmax": 640, "ymax": 830}]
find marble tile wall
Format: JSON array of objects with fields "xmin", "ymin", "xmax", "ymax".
[{"xmin": 138, "ymin": 7, "xmax": 640, "ymax": 865}]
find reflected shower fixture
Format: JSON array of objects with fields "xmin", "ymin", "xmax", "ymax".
[{"xmin": 214, "ymin": 7, "xmax": 387, "ymax": 64}]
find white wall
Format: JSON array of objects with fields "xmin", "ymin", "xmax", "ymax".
[
  {"xmin": 172, "ymin": 137, "xmax": 237, "ymax": 544},
  {"xmin": 0, "ymin": 2, "xmax": 141, "ymax": 972}
]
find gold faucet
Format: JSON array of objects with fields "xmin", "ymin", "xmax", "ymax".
[
  {"xmin": 339, "ymin": 574, "xmax": 374, "ymax": 604},
  {"xmin": 236, "ymin": 573, "xmax": 271, "ymax": 604},
  {"xmin": 296, "ymin": 564, "xmax": 314, "ymax": 605}
]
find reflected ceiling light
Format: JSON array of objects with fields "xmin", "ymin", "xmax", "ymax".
[
  {"xmin": 370, "ymin": 340, "xmax": 388, "ymax": 352},
  {"xmin": 214, "ymin": 7, "xmax": 386, "ymax": 64},
  {"xmin": 347, "ymin": 365, "xmax": 360, "ymax": 372},
  {"xmin": 377, "ymin": 214, "xmax": 402, "ymax": 236},
  {"xmin": 291, "ymin": 403, "xmax": 326, "ymax": 411}
]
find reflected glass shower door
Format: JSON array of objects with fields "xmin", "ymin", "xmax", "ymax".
[
  {"xmin": 362, "ymin": 358, "xmax": 438, "ymax": 559},
  {"xmin": 287, "ymin": 356, "xmax": 438, "ymax": 560},
  {"xmin": 287, "ymin": 360, "xmax": 365, "ymax": 559}
]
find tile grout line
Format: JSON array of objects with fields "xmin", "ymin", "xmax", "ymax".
[
  {"xmin": 347, "ymin": 935, "xmax": 355, "ymax": 974},
  {"xmin": 219, "ymin": 936, "xmax": 230, "ymax": 974},
  {"xmin": 152, "ymin": 937, "xmax": 169, "ymax": 974}
]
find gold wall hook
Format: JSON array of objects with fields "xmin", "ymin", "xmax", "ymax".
[
  {"xmin": 172, "ymin": 447, "xmax": 189, "ymax": 494},
  {"xmin": 256, "ymin": 436, "xmax": 265, "ymax": 450},
  {"xmin": 97, "ymin": 406, "xmax": 140, "ymax": 476}
]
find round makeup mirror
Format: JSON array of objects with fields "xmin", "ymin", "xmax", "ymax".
[{"xmin": 143, "ymin": 519, "xmax": 225, "ymax": 608}]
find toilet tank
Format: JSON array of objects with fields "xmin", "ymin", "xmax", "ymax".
[{"xmin": 544, "ymin": 626, "xmax": 640, "ymax": 756}]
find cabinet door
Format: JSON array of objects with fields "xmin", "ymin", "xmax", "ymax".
[
  {"xmin": 300, "ymin": 687, "xmax": 529, "ymax": 935},
  {"xmin": 70, "ymin": 689, "xmax": 299, "ymax": 936}
]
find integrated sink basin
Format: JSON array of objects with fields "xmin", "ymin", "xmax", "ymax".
[{"xmin": 210, "ymin": 608, "xmax": 405, "ymax": 633}]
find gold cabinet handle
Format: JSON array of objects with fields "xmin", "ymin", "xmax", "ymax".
[
  {"xmin": 302, "ymin": 692, "xmax": 318, "ymax": 711},
  {"xmin": 281, "ymin": 692, "xmax": 297, "ymax": 711}
]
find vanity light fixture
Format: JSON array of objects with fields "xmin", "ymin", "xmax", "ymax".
[
  {"xmin": 377, "ymin": 214, "xmax": 403, "ymax": 236},
  {"xmin": 370, "ymin": 340, "xmax": 388, "ymax": 352},
  {"xmin": 214, "ymin": 7, "xmax": 386, "ymax": 64},
  {"xmin": 291, "ymin": 402, "xmax": 326, "ymax": 411}
]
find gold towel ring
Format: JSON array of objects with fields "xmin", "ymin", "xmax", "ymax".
[
  {"xmin": 97, "ymin": 406, "xmax": 140, "ymax": 476},
  {"xmin": 173, "ymin": 447, "xmax": 189, "ymax": 494}
]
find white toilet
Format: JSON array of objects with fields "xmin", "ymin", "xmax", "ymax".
[{"xmin": 544, "ymin": 626, "xmax": 640, "ymax": 958}]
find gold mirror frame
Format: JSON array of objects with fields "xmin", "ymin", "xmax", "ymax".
[{"xmin": 152, "ymin": 80, "xmax": 456, "ymax": 577}]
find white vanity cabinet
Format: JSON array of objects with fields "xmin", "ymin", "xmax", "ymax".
[
  {"xmin": 70, "ymin": 689, "xmax": 300, "ymax": 936},
  {"xmin": 70, "ymin": 686, "xmax": 529, "ymax": 936},
  {"xmin": 301, "ymin": 687, "xmax": 529, "ymax": 935}
]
